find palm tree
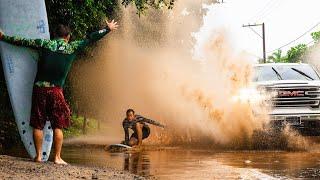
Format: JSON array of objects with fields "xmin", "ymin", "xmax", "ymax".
[{"xmin": 267, "ymin": 49, "xmax": 285, "ymax": 63}]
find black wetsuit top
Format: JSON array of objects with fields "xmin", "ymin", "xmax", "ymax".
[{"xmin": 122, "ymin": 115, "xmax": 164, "ymax": 144}]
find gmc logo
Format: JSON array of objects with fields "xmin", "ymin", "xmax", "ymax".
[{"xmin": 278, "ymin": 90, "xmax": 305, "ymax": 97}]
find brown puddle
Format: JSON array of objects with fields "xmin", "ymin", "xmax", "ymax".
[{"xmin": 60, "ymin": 146, "xmax": 320, "ymax": 179}]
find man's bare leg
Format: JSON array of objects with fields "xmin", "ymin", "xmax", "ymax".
[
  {"xmin": 129, "ymin": 137, "xmax": 138, "ymax": 146},
  {"xmin": 33, "ymin": 128, "xmax": 43, "ymax": 162},
  {"xmin": 53, "ymin": 128, "xmax": 67, "ymax": 165}
]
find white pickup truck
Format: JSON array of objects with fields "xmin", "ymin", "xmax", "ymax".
[{"xmin": 253, "ymin": 63, "xmax": 320, "ymax": 136}]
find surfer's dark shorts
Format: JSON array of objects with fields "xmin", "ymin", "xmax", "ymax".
[
  {"xmin": 131, "ymin": 126, "xmax": 150, "ymax": 140},
  {"xmin": 30, "ymin": 86, "xmax": 71, "ymax": 130}
]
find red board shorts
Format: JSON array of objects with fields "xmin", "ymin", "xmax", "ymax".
[{"xmin": 30, "ymin": 86, "xmax": 71, "ymax": 130}]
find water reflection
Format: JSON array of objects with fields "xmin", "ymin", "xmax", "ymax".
[
  {"xmin": 214, "ymin": 151, "xmax": 320, "ymax": 179},
  {"xmin": 4, "ymin": 146, "xmax": 320, "ymax": 179},
  {"xmin": 124, "ymin": 152, "xmax": 151, "ymax": 177}
]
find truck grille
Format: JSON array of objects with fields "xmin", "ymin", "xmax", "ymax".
[{"xmin": 268, "ymin": 86, "xmax": 320, "ymax": 108}]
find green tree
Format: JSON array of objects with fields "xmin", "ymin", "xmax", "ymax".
[
  {"xmin": 286, "ymin": 44, "xmax": 307, "ymax": 63},
  {"xmin": 311, "ymin": 31, "xmax": 320, "ymax": 42},
  {"xmin": 45, "ymin": 0, "xmax": 175, "ymax": 39},
  {"xmin": 267, "ymin": 49, "xmax": 286, "ymax": 63},
  {"xmin": 45, "ymin": 0, "xmax": 115, "ymax": 39},
  {"xmin": 268, "ymin": 29, "xmax": 320, "ymax": 64},
  {"xmin": 122, "ymin": 0, "xmax": 174, "ymax": 16}
]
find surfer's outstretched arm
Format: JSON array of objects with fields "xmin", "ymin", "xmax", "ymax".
[
  {"xmin": 0, "ymin": 31, "xmax": 51, "ymax": 49},
  {"xmin": 145, "ymin": 118, "xmax": 165, "ymax": 128},
  {"xmin": 72, "ymin": 19, "xmax": 118, "ymax": 52},
  {"xmin": 136, "ymin": 115, "xmax": 165, "ymax": 128}
]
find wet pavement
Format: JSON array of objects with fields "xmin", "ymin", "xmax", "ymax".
[{"xmin": 61, "ymin": 147, "xmax": 320, "ymax": 179}]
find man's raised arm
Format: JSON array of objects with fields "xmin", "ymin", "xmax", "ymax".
[
  {"xmin": 0, "ymin": 30, "xmax": 51, "ymax": 50},
  {"xmin": 72, "ymin": 19, "xmax": 119, "ymax": 52}
]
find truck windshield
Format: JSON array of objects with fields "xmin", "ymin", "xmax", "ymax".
[{"xmin": 253, "ymin": 65, "xmax": 320, "ymax": 82}]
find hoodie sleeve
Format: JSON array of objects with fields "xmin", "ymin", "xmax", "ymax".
[
  {"xmin": 136, "ymin": 115, "xmax": 165, "ymax": 128},
  {"xmin": 71, "ymin": 26, "xmax": 111, "ymax": 52},
  {"xmin": 1, "ymin": 35, "xmax": 52, "ymax": 50}
]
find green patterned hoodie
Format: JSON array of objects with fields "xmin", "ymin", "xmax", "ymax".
[{"xmin": 0, "ymin": 27, "xmax": 110, "ymax": 87}]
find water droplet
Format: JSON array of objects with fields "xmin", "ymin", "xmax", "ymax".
[{"xmin": 244, "ymin": 160, "xmax": 252, "ymax": 164}]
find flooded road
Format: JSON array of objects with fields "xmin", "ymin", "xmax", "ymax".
[{"xmin": 61, "ymin": 147, "xmax": 320, "ymax": 179}]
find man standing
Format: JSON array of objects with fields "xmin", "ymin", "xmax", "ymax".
[
  {"xmin": 123, "ymin": 109, "xmax": 165, "ymax": 147},
  {"xmin": 0, "ymin": 20, "xmax": 118, "ymax": 164}
]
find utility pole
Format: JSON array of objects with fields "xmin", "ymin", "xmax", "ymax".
[
  {"xmin": 262, "ymin": 23, "xmax": 266, "ymax": 63},
  {"xmin": 243, "ymin": 23, "xmax": 266, "ymax": 63}
]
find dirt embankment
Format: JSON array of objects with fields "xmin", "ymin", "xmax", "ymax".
[{"xmin": 0, "ymin": 155, "xmax": 143, "ymax": 180}]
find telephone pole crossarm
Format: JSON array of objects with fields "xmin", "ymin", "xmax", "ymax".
[{"xmin": 242, "ymin": 23, "xmax": 266, "ymax": 63}]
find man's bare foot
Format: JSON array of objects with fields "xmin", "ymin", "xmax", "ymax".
[
  {"xmin": 34, "ymin": 156, "xmax": 42, "ymax": 163},
  {"xmin": 54, "ymin": 157, "xmax": 68, "ymax": 165}
]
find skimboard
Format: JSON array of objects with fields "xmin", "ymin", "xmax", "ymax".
[
  {"xmin": 0, "ymin": 0, "xmax": 53, "ymax": 161},
  {"xmin": 106, "ymin": 144, "xmax": 132, "ymax": 152}
]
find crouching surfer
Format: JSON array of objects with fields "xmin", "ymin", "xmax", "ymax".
[
  {"xmin": 122, "ymin": 109, "xmax": 165, "ymax": 147},
  {"xmin": 0, "ymin": 20, "xmax": 118, "ymax": 164}
]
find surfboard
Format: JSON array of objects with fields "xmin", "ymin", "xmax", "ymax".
[
  {"xmin": 110, "ymin": 144, "xmax": 133, "ymax": 149},
  {"xmin": 0, "ymin": 0, "xmax": 53, "ymax": 161},
  {"xmin": 106, "ymin": 144, "xmax": 132, "ymax": 152}
]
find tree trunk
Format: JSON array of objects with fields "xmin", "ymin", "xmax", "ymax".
[{"xmin": 82, "ymin": 116, "xmax": 87, "ymax": 134}]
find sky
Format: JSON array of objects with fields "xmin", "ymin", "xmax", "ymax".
[{"xmin": 204, "ymin": 0, "xmax": 320, "ymax": 59}]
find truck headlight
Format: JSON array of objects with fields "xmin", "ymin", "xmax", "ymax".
[{"xmin": 232, "ymin": 87, "xmax": 264, "ymax": 104}]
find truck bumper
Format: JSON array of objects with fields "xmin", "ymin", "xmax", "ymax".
[{"xmin": 269, "ymin": 108, "xmax": 320, "ymax": 136}]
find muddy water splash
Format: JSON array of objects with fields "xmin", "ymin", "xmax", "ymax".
[{"xmin": 69, "ymin": 1, "xmax": 273, "ymax": 148}]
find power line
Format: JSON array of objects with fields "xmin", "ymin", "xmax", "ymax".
[
  {"xmin": 307, "ymin": 40, "xmax": 315, "ymax": 46},
  {"xmin": 248, "ymin": 26, "xmax": 263, "ymax": 39},
  {"xmin": 248, "ymin": 0, "xmax": 277, "ymax": 22},
  {"xmin": 262, "ymin": 0, "xmax": 287, "ymax": 23},
  {"xmin": 248, "ymin": 0, "xmax": 274, "ymax": 21},
  {"xmin": 267, "ymin": 21, "xmax": 320, "ymax": 54},
  {"xmin": 254, "ymin": 0, "xmax": 282, "ymax": 22}
]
